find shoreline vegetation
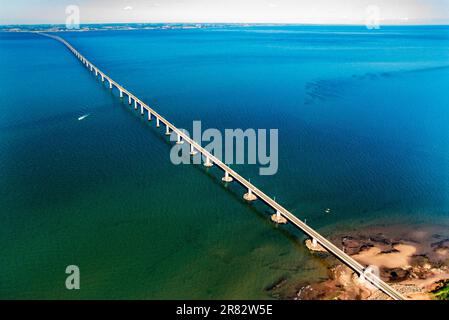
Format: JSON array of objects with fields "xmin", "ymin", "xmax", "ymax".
[
  {"xmin": 432, "ymin": 280, "xmax": 449, "ymax": 299},
  {"xmin": 270, "ymin": 223, "xmax": 449, "ymax": 300},
  {"xmin": 1, "ymin": 24, "xmax": 210, "ymax": 33},
  {"xmin": 0, "ymin": 23, "xmax": 265, "ymax": 33},
  {"xmin": 2, "ymin": 23, "xmax": 448, "ymax": 33}
]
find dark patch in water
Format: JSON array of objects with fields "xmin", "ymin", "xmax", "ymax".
[
  {"xmin": 303, "ymin": 64, "xmax": 449, "ymax": 106},
  {"xmin": 304, "ymin": 79, "xmax": 344, "ymax": 105},
  {"xmin": 264, "ymin": 276, "xmax": 287, "ymax": 292}
]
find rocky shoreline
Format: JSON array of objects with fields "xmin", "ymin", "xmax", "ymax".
[{"xmin": 274, "ymin": 223, "xmax": 449, "ymax": 300}]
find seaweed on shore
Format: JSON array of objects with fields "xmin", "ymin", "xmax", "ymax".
[{"xmin": 432, "ymin": 280, "xmax": 449, "ymax": 300}]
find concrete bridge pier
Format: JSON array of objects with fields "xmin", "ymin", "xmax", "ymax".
[
  {"xmin": 101, "ymin": 75, "xmax": 104, "ymax": 82},
  {"xmin": 109, "ymin": 82, "xmax": 113, "ymax": 89},
  {"xmin": 305, "ymin": 237, "xmax": 326, "ymax": 253},
  {"xmin": 222, "ymin": 171, "xmax": 233, "ymax": 182},
  {"xmin": 129, "ymin": 96, "xmax": 133, "ymax": 106},
  {"xmin": 119, "ymin": 90, "xmax": 123, "ymax": 98},
  {"xmin": 204, "ymin": 156, "xmax": 213, "ymax": 167},
  {"xmin": 176, "ymin": 134, "xmax": 184, "ymax": 144},
  {"xmin": 271, "ymin": 210, "xmax": 287, "ymax": 224},
  {"xmin": 165, "ymin": 125, "xmax": 171, "ymax": 135},
  {"xmin": 140, "ymin": 105, "xmax": 144, "ymax": 115},
  {"xmin": 359, "ymin": 272, "xmax": 366, "ymax": 283},
  {"xmin": 95, "ymin": 69, "xmax": 98, "ymax": 76},
  {"xmin": 156, "ymin": 118, "xmax": 160, "ymax": 127},
  {"xmin": 243, "ymin": 188, "xmax": 257, "ymax": 201},
  {"xmin": 148, "ymin": 111, "xmax": 152, "ymax": 121},
  {"xmin": 190, "ymin": 144, "xmax": 198, "ymax": 156}
]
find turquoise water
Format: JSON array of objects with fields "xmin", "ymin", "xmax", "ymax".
[{"xmin": 1, "ymin": 25, "xmax": 449, "ymax": 299}]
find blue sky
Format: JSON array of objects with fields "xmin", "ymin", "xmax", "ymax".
[{"xmin": 1, "ymin": 0, "xmax": 448, "ymax": 25}]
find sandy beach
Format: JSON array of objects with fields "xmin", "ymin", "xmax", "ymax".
[{"xmin": 277, "ymin": 223, "xmax": 449, "ymax": 300}]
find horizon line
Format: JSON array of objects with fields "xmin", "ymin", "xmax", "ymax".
[{"xmin": 2, "ymin": 22, "xmax": 449, "ymax": 27}]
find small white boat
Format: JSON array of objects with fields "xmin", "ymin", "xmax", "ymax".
[{"xmin": 78, "ymin": 113, "xmax": 90, "ymax": 121}]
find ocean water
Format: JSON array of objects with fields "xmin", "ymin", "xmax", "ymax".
[{"xmin": 1, "ymin": 25, "xmax": 449, "ymax": 299}]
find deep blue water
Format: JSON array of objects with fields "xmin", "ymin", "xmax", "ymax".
[{"xmin": 1, "ymin": 25, "xmax": 449, "ymax": 299}]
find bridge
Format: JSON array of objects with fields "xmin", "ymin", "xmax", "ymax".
[{"xmin": 38, "ymin": 32, "xmax": 405, "ymax": 300}]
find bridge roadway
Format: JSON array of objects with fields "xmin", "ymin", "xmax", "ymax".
[{"xmin": 38, "ymin": 32, "xmax": 405, "ymax": 300}]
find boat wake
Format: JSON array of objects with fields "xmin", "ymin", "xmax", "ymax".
[{"xmin": 77, "ymin": 113, "xmax": 90, "ymax": 121}]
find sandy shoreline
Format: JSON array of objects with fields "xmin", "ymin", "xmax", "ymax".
[
  {"xmin": 274, "ymin": 223, "xmax": 449, "ymax": 300},
  {"xmin": 334, "ymin": 224, "xmax": 449, "ymax": 300}
]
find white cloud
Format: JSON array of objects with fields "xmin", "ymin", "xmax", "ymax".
[{"xmin": 123, "ymin": 6, "xmax": 133, "ymax": 11}]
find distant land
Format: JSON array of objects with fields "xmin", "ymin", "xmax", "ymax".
[
  {"xmin": 0, "ymin": 23, "xmax": 259, "ymax": 32},
  {"xmin": 2, "ymin": 23, "xmax": 448, "ymax": 33}
]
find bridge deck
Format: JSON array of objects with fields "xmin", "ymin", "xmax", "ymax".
[{"xmin": 38, "ymin": 32, "xmax": 405, "ymax": 300}]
